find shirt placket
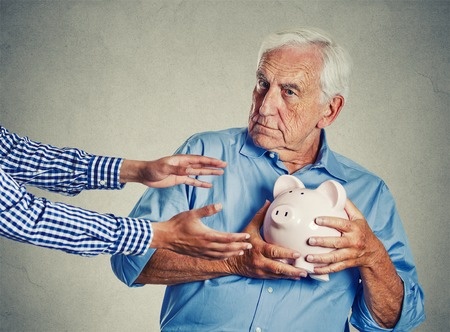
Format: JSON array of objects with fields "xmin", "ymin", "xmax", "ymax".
[{"xmin": 249, "ymin": 280, "xmax": 280, "ymax": 332}]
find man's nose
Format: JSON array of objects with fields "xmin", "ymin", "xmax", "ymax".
[{"xmin": 259, "ymin": 88, "xmax": 280, "ymax": 115}]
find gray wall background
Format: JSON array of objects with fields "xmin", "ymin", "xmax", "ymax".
[{"xmin": 1, "ymin": 1, "xmax": 449, "ymax": 331}]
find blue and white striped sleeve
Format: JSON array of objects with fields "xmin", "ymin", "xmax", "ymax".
[
  {"xmin": 0, "ymin": 126, "xmax": 124, "ymax": 196},
  {"xmin": 0, "ymin": 168, "xmax": 153, "ymax": 256}
]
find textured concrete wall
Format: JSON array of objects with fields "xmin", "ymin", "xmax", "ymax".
[{"xmin": 1, "ymin": 1, "xmax": 449, "ymax": 331}]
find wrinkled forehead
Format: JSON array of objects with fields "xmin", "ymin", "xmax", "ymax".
[{"xmin": 257, "ymin": 45, "xmax": 324, "ymax": 84}]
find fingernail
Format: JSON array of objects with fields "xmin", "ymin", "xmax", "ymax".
[
  {"xmin": 239, "ymin": 250, "xmax": 244, "ymax": 256},
  {"xmin": 300, "ymin": 272, "xmax": 308, "ymax": 278},
  {"xmin": 306, "ymin": 255, "xmax": 314, "ymax": 262},
  {"xmin": 315, "ymin": 217, "xmax": 324, "ymax": 225},
  {"xmin": 245, "ymin": 233, "xmax": 250, "ymax": 239},
  {"xmin": 214, "ymin": 203, "xmax": 223, "ymax": 210},
  {"xmin": 246, "ymin": 243, "xmax": 252, "ymax": 249},
  {"xmin": 309, "ymin": 237, "xmax": 317, "ymax": 245}
]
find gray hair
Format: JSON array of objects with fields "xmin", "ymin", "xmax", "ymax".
[{"xmin": 257, "ymin": 28, "xmax": 352, "ymax": 103}]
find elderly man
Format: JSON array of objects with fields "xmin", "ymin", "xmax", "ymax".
[{"xmin": 111, "ymin": 28, "xmax": 425, "ymax": 331}]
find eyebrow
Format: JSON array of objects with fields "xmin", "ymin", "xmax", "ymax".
[
  {"xmin": 281, "ymin": 83, "xmax": 301, "ymax": 92},
  {"xmin": 257, "ymin": 71, "xmax": 301, "ymax": 92},
  {"xmin": 256, "ymin": 71, "xmax": 267, "ymax": 81}
]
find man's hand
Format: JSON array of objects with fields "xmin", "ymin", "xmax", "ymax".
[
  {"xmin": 305, "ymin": 199, "xmax": 386, "ymax": 275},
  {"xmin": 224, "ymin": 201, "xmax": 307, "ymax": 280},
  {"xmin": 306, "ymin": 199, "xmax": 404, "ymax": 328},
  {"xmin": 120, "ymin": 155, "xmax": 227, "ymax": 188},
  {"xmin": 150, "ymin": 203, "xmax": 252, "ymax": 260}
]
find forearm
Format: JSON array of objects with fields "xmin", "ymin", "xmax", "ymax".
[
  {"xmin": 0, "ymin": 169, "xmax": 152, "ymax": 256},
  {"xmin": 135, "ymin": 249, "xmax": 231, "ymax": 285},
  {"xmin": 360, "ymin": 245, "xmax": 404, "ymax": 328},
  {"xmin": 0, "ymin": 126, "xmax": 123, "ymax": 194}
]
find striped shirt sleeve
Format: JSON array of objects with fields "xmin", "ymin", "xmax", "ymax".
[
  {"xmin": 0, "ymin": 168, "xmax": 153, "ymax": 256},
  {"xmin": 0, "ymin": 126, "xmax": 153, "ymax": 256},
  {"xmin": 0, "ymin": 126, "xmax": 124, "ymax": 196}
]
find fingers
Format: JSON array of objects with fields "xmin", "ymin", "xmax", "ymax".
[
  {"xmin": 314, "ymin": 216, "xmax": 351, "ymax": 234},
  {"xmin": 259, "ymin": 245, "xmax": 305, "ymax": 279},
  {"xmin": 186, "ymin": 167, "xmax": 225, "ymax": 176},
  {"xmin": 262, "ymin": 242, "xmax": 301, "ymax": 261},
  {"xmin": 183, "ymin": 177, "xmax": 214, "ymax": 188},
  {"xmin": 186, "ymin": 204, "xmax": 252, "ymax": 260},
  {"xmin": 247, "ymin": 200, "xmax": 271, "ymax": 231},
  {"xmin": 172, "ymin": 155, "xmax": 227, "ymax": 175},
  {"xmin": 204, "ymin": 227, "xmax": 251, "ymax": 244},
  {"xmin": 199, "ymin": 234, "xmax": 253, "ymax": 260},
  {"xmin": 191, "ymin": 229, "xmax": 252, "ymax": 260},
  {"xmin": 190, "ymin": 203, "xmax": 223, "ymax": 218},
  {"xmin": 177, "ymin": 155, "xmax": 227, "ymax": 169}
]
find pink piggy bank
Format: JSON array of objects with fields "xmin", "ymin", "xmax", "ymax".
[{"xmin": 263, "ymin": 175, "xmax": 348, "ymax": 281}]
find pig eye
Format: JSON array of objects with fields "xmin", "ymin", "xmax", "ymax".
[{"xmin": 289, "ymin": 190, "xmax": 293, "ymax": 193}]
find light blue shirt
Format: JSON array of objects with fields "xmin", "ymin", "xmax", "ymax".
[{"xmin": 111, "ymin": 128, "xmax": 425, "ymax": 331}]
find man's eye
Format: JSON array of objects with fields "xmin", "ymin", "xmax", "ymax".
[
  {"xmin": 285, "ymin": 89, "xmax": 295, "ymax": 96},
  {"xmin": 258, "ymin": 80, "xmax": 269, "ymax": 89}
]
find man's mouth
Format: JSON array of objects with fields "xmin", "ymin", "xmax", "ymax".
[{"xmin": 253, "ymin": 120, "xmax": 276, "ymax": 131}]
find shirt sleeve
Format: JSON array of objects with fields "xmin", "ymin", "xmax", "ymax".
[
  {"xmin": 350, "ymin": 183, "xmax": 426, "ymax": 331},
  {"xmin": 0, "ymin": 166, "xmax": 153, "ymax": 256},
  {"xmin": 0, "ymin": 126, "xmax": 124, "ymax": 196}
]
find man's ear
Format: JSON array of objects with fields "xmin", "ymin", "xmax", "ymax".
[{"xmin": 317, "ymin": 95, "xmax": 344, "ymax": 129}]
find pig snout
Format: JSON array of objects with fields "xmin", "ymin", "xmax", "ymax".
[{"xmin": 271, "ymin": 205, "xmax": 296, "ymax": 224}]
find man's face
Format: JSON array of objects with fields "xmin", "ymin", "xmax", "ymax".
[{"xmin": 248, "ymin": 45, "xmax": 330, "ymax": 155}]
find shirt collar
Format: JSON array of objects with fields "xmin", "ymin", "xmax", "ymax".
[
  {"xmin": 314, "ymin": 130, "xmax": 348, "ymax": 183},
  {"xmin": 240, "ymin": 130, "xmax": 267, "ymax": 158},
  {"xmin": 240, "ymin": 129, "xmax": 348, "ymax": 183}
]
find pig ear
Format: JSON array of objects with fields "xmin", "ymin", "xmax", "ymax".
[
  {"xmin": 273, "ymin": 175, "xmax": 305, "ymax": 198},
  {"xmin": 317, "ymin": 180, "xmax": 347, "ymax": 209}
]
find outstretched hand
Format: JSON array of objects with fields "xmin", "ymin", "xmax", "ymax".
[
  {"xmin": 150, "ymin": 204, "xmax": 253, "ymax": 260},
  {"xmin": 120, "ymin": 155, "xmax": 227, "ymax": 188}
]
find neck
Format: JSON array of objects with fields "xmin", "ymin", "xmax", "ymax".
[{"xmin": 277, "ymin": 134, "xmax": 322, "ymax": 174}]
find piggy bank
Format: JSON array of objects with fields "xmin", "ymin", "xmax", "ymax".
[{"xmin": 263, "ymin": 175, "xmax": 348, "ymax": 281}]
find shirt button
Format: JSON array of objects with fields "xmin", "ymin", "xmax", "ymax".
[
  {"xmin": 269, "ymin": 152, "xmax": 275, "ymax": 159},
  {"xmin": 255, "ymin": 328, "xmax": 262, "ymax": 332},
  {"xmin": 267, "ymin": 287, "xmax": 273, "ymax": 293},
  {"xmin": 99, "ymin": 180, "xmax": 106, "ymax": 186}
]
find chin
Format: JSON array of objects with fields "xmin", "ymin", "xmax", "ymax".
[{"xmin": 251, "ymin": 133, "xmax": 277, "ymax": 150}]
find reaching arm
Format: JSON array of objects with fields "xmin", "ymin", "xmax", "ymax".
[
  {"xmin": 0, "ymin": 126, "xmax": 117, "ymax": 195},
  {"xmin": 136, "ymin": 202, "xmax": 306, "ymax": 285},
  {"xmin": 0, "ymin": 169, "xmax": 252, "ymax": 259},
  {"xmin": 0, "ymin": 168, "xmax": 153, "ymax": 256},
  {"xmin": 1, "ymin": 126, "xmax": 228, "ymax": 194}
]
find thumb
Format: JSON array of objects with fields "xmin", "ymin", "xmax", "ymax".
[
  {"xmin": 251, "ymin": 200, "xmax": 271, "ymax": 228},
  {"xmin": 344, "ymin": 198, "xmax": 363, "ymax": 221}
]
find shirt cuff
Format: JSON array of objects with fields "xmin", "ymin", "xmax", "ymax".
[
  {"xmin": 87, "ymin": 156, "xmax": 125, "ymax": 190},
  {"xmin": 109, "ymin": 217, "xmax": 153, "ymax": 256},
  {"xmin": 350, "ymin": 273, "xmax": 426, "ymax": 331}
]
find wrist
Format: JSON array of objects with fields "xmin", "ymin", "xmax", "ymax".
[
  {"xmin": 119, "ymin": 159, "xmax": 142, "ymax": 184},
  {"xmin": 148, "ymin": 221, "xmax": 172, "ymax": 250}
]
